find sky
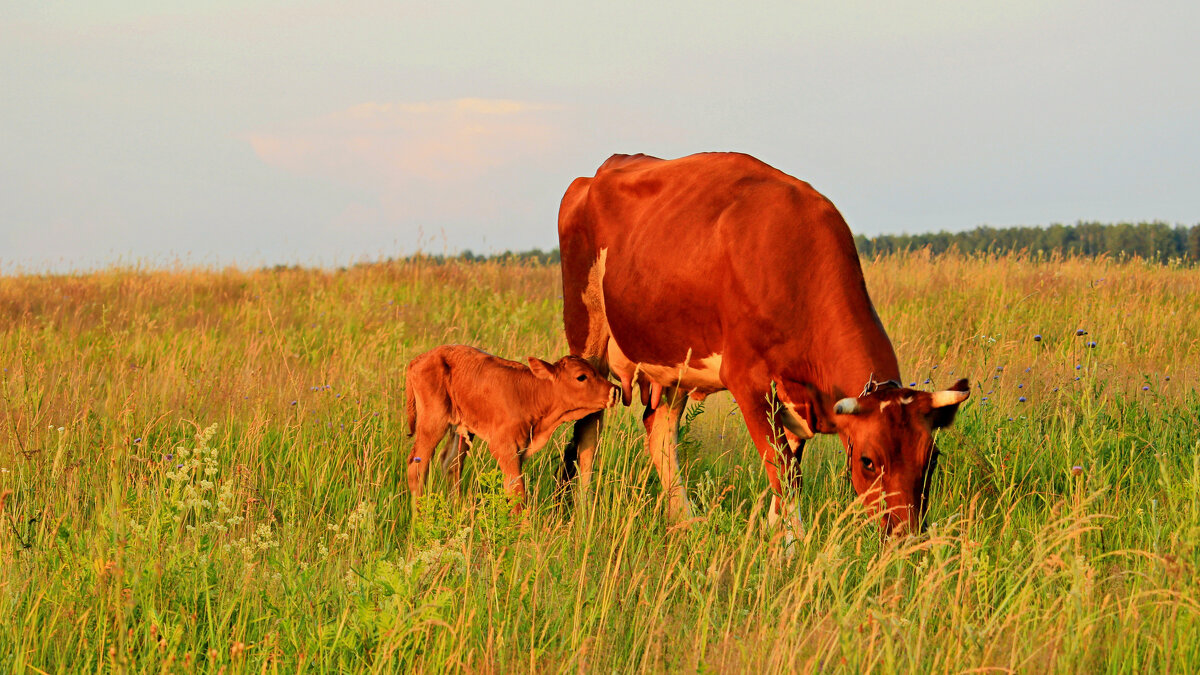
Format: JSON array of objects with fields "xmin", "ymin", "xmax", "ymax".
[{"xmin": 2, "ymin": 1, "xmax": 1198, "ymax": 272}]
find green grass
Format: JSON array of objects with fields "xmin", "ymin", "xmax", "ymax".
[{"xmin": 1, "ymin": 253, "xmax": 1198, "ymax": 672}]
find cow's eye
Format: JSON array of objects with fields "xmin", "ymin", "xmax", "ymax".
[
  {"xmin": 860, "ymin": 456, "xmax": 875, "ymax": 473},
  {"xmin": 576, "ymin": 374, "xmax": 588, "ymax": 382}
]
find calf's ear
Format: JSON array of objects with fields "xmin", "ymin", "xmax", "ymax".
[{"xmin": 527, "ymin": 357, "xmax": 555, "ymax": 380}]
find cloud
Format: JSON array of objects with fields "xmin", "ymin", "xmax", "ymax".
[
  {"xmin": 245, "ymin": 98, "xmax": 568, "ymax": 226},
  {"xmin": 240, "ymin": 96, "xmax": 689, "ymax": 255}
]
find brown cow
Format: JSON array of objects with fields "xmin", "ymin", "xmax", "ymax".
[
  {"xmin": 405, "ymin": 345, "xmax": 619, "ymax": 510},
  {"xmin": 557, "ymin": 152, "xmax": 969, "ymax": 537}
]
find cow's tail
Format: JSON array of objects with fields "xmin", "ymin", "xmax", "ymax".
[{"xmin": 404, "ymin": 367, "xmax": 417, "ymax": 437}]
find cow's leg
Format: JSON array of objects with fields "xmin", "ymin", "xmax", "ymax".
[
  {"xmin": 643, "ymin": 386, "xmax": 691, "ymax": 521},
  {"xmin": 559, "ymin": 240, "xmax": 614, "ymax": 501},
  {"xmin": 727, "ymin": 385, "xmax": 805, "ymax": 550},
  {"xmin": 445, "ymin": 432, "xmax": 473, "ymax": 497},
  {"xmin": 775, "ymin": 430, "xmax": 807, "ymax": 539}
]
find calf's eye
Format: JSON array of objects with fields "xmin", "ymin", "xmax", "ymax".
[
  {"xmin": 860, "ymin": 456, "xmax": 875, "ymax": 472},
  {"xmin": 576, "ymin": 374, "xmax": 588, "ymax": 382}
]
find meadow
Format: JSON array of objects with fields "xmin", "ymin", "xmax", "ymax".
[{"xmin": 1, "ymin": 252, "xmax": 1198, "ymax": 673}]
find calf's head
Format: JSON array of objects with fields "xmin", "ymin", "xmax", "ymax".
[
  {"xmin": 528, "ymin": 355, "xmax": 619, "ymax": 418},
  {"xmin": 832, "ymin": 378, "xmax": 969, "ymax": 536}
]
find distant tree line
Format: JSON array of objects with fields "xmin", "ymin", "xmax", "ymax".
[
  {"xmin": 381, "ymin": 248, "xmax": 561, "ymax": 267},
  {"xmin": 853, "ymin": 221, "xmax": 1200, "ymax": 262},
  {"xmin": 455, "ymin": 248, "xmax": 561, "ymax": 265},
  {"xmin": 391, "ymin": 221, "xmax": 1200, "ymax": 266}
]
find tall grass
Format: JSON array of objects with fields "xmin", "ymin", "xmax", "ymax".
[{"xmin": 1, "ymin": 252, "xmax": 1197, "ymax": 672}]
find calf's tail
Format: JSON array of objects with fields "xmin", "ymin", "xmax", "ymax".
[{"xmin": 404, "ymin": 369, "xmax": 417, "ymax": 437}]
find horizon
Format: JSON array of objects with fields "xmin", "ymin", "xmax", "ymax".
[
  {"xmin": 3, "ymin": 219, "xmax": 1194, "ymax": 277},
  {"xmin": 4, "ymin": 1, "xmax": 1199, "ymax": 273}
]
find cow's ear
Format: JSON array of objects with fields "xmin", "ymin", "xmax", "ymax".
[
  {"xmin": 527, "ymin": 357, "xmax": 555, "ymax": 380},
  {"xmin": 928, "ymin": 378, "xmax": 970, "ymax": 428}
]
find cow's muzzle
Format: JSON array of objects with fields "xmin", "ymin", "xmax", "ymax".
[{"xmin": 881, "ymin": 504, "xmax": 921, "ymax": 538}]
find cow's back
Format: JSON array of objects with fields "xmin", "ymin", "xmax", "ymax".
[{"xmin": 559, "ymin": 152, "xmax": 889, "ymax": 377}]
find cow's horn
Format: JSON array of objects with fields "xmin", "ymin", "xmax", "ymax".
[
  {"xmin": 930, "ymin": 389, "xmax": 970, "ymax": 408},
  {"xmin": 834, "ymin": 397, "xmax": 862, "ymax": 415}
]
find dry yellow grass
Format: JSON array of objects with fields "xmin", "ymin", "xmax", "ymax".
[{"xmin": 0, "ymin": 252, "xmax": 1197, "ymax": 672}]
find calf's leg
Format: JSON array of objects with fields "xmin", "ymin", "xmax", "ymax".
[
  {"xmin": 408, "ymin": 423, "xmax": 449, "ymax": 501},
  {"xmin": 559, "ymin": 411, "xmax": 604, "ymax": 495},
  {"xmin": 445, "ymin": 432, "xmax": 473, "ymax": 497},
  {"xmin": 488, "ymin": 439, "xmax": 528, "ymax": 513}
]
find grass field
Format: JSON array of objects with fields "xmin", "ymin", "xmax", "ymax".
[{"xmin": 1, "ymin": 252, "xmax": 1198, "ymax": 673}]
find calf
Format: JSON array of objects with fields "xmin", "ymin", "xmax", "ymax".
[{"xmin": 404, "ymin": 345, "xmax": 619, "ymax": 510}]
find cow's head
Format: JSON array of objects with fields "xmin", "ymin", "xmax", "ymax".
[
  {"xmin": 832, "ymin": 378, "xmax": 969, "ymax": 536},
  {"xmin": 528, "ymin": 355, "xmax": 619, "ymax": 418}
]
